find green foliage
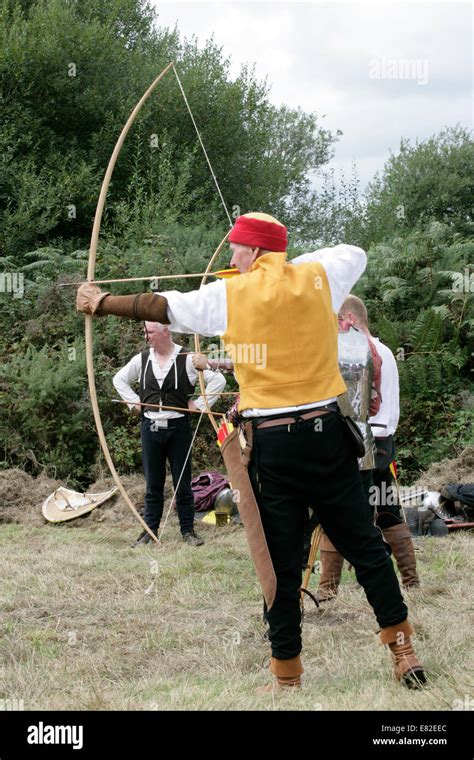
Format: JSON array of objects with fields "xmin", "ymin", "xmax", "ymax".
[
  {"xmin": 107, "ymin": 420, "xmax": 142, "ymax": 472},
  {"xmin": 21, "ymin": 247, "xmax": 88, "ymax": 283},
  {"xmin": 362, "ymin": 126, "xmax": 474, "ymax": 247},
  {"xmin": 396, "ymin": 394, "xmax": 473, "ymax": 476},
  {"xmin": 1, "ymin": 0, "xmax": 339, "ymax": 258},
  {"xmin": 294, "ymin": 163, "xmax": 366, "ymax": 247},
  {"xmin": 358, "ymin": 223, "xmax": 473, "ymax": 351},
  {"xmin": 356, "ymin": 220, "xmax": 473, "ymax": 480},
  {"xmin": 0, "ymin": 341, "xmax": 93, "ymax": 482}
]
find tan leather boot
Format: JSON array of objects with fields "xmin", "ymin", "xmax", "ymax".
[
  {"xmin": 382, "ymin": 522, "xmax": 420, "ymax": 588},
  {"xmin": 317, "ymin": 533, "xmax": 344, "ymax": 601},
  {"xmin": 256, "ymin": 655, "xmax": 303, "ymax": 693},
  {"xmin": 380, "ymin": 619, "xmax": 426, "ymax": 689}
]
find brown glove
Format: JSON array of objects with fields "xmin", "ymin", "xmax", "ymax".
[
  {"xmin": 77, "ymin": 284, "xmax": 170, "ymax": 323},
  {"xmin": 76, "ymin": 283, "xmax": 111, "ymax": 315}
]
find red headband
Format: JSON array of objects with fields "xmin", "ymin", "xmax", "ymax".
[{"xmin": 229, "ymin": 216, "xmax": 288, "ymax": 252}]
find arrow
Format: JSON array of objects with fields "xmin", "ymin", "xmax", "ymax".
[
  {"xmin": 111, "ymin": 398, "xmax": 226, "ymax": 417},
  {"xmin": 187, "ymin": 391, "xmax": 239, "ymax": 396},
  {"xmin": 58, "ymin": 268, "xmax": 239, "ymax": 287}
]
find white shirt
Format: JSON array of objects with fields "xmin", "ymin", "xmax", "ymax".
[
  {"xmin": 162, "ymin": 244, "xmax": 367, "ymax": 416},
  {"xmin": 113, "ymin": 343, "xmax": 226, "ymax": 419},
  {"xmin": 369, "ymin": 338, "xmax": 400, "ymax": 437}
]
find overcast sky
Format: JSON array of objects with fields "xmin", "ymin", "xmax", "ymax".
[{"xmin": 153, "ymin": 0, "xmax": 472, "ymax": 191}]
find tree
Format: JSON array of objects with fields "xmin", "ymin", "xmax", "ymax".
[
  {"xmin": 362, "ymin": 126, "xmax": 474, "ymax": 247},
  {"xmin": 1, "ymin": 0, "xmax": 340, "ymax": 260}
]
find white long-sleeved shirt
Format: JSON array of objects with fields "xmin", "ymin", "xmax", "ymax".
[
  {"xmin": 161, "ymin": 244, "xmax": 367, "ymax": 416},
  {"xmin": 369, "ymin": 338, "xmax": 400, "ymax": 437},
  {"xmin": 113, "ymin": 343, "xmax": 226, "ymax": 420}
]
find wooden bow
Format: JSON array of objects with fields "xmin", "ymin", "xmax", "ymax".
[
  {"xmin": 85, "ymin": 62, "xmax": 232, "ymax": 543},
  {"xmin": 85, "ymin": 62, "xmax": 174, "ymax": 544}
]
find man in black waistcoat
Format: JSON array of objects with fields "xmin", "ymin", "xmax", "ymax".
[{"xmin": 113, "ymin": 321, "xmax": 226, "ymax": 546}]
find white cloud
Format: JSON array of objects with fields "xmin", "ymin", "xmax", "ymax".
[{"xmin": 154, "ymin": 1, "xmax": 473, "ymax": 188}]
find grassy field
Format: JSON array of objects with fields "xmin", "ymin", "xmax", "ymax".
[{"xmin": 1, "ymin": 519, "xmax": 472, "ymax": 711}]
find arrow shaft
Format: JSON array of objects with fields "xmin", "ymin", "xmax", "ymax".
[
  {"xmin": 111, "ymin": 398, "xmax": 225, "ymax": 417},
  {"xmin": 59, "ymin": 269, "xmax": 238, "ymax": 287},
  {"xmin": 188, "ymin": 391, "xmax": 239, "ymax": 396}
]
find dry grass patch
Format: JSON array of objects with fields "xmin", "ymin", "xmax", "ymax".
[{"xmin": 1, "ymin": 520, "xmax": 472, "ymax": 711}]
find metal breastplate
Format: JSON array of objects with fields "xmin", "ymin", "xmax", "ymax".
[{"xmin": 338, "ymin": 328, "xmax": 375, "ymax": 469}]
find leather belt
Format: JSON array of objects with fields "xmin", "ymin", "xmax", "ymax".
[{"xmin": 254, "ymin": 406, "xmax": 336, "ymax": 430}]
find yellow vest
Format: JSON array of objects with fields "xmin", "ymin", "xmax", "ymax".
[{"xmin": 222, "ymin": 252, "xmax": 346, "ymax": 410}]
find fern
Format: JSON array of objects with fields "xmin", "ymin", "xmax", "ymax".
[
  {"xmin": 408, "ymin": 309, "xmax": 444, "ymax": 353},
  {"xmin": 21, "ymin": 248, "xmax": 88, "ymax": 282},
  {"xmin": 373, "ymin": 314, "xmax": 401, "ymax": 353}
]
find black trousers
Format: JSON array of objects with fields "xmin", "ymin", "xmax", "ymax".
[
  {"xmin": 141, "ymin": 416, "xmax": 195, "ymax": 534},
  {"xmin": 248, "ymin": 412, "xmax": 407, "ymax": 660},
  {"xmin": 303, "ymin": 469, "xmax": 382, "ymax": 564},
  {"xmin": 373, "ymin": 435, "xmax": 402, "ymax": 521}
]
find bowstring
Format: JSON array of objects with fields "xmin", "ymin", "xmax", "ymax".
[
  {"xmin": 158, "ymin": 67, "xmax": 230, "ymax": 539},
  {"xmin": 172, "ymin": 64, "xmax": 233, "ymax": 228}
]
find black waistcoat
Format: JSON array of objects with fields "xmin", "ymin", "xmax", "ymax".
[{"xmin": 139, "ymin": 348, "xmax": 194, "ymax": 413}]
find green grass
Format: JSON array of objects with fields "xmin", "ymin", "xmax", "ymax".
[{"xmin": 0, "ymin": 522, "xmax": 472, "ymax": 711}]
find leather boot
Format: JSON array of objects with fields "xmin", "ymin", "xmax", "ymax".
[
  {"xmin": 382, "ymin": 522, "xmax": 420, "ymax": 588},
  {"xmin": 317, "ymin": 533, "xmax": 344, "ymax": 601},
  {"xmin": 256, "ymin": 655, "xmax": 303, "ymax": 693},
  {"xmin": 379, "ymin": 619, "xmax": 426, "ymax": 689}
]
